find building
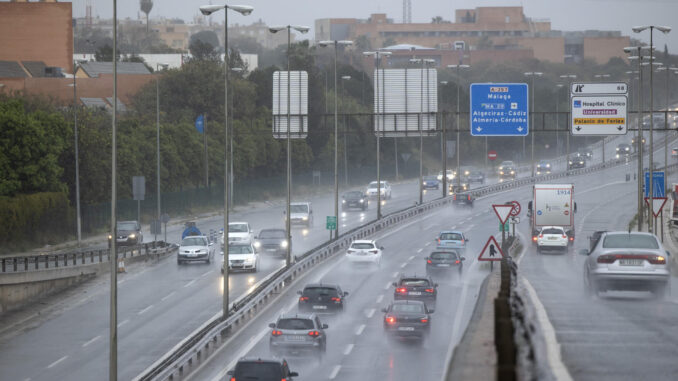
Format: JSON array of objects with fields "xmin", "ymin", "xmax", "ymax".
[
  {"xmin": 230, "ymin": 19, "xmax": 293, "ymax": 49},
  {"xmin": 316, "ymin": 6, "xmax": 630, "ymax": 65}
]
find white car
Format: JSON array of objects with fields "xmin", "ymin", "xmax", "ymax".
[
  {"xmin": 222, "ymin": 243, "xmax": 259, "ymax": 273},
  {"xmin": 366, "ymin": 181, "xmax": 392, "ymax": 200},
  {"xmin": 437, "ymin": 169, "xmax": 455, "ymax": 181},
  {"xmin": 286, "ymin": 202, "xmax": 313, "ymax": 227},
  {"xmin": 221, "ymin": 222, "xmax": 254, "ymax": 247},
  {"xmin": 536, "ymin": 226, "xmax": 568, "ymax": 253},
  {"xmin": 346, "ymin": 240, "xmax": 383, "ymax": 265},
  {"xmin": 177, "ymin": 235, "xmax": 215, "ymax": 265}
]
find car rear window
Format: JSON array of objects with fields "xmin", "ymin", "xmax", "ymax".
[
  {"xmin": 117, "ymin": 222, "xmax": 137, "ymax": 230},
  {"xmin": 291, "ymin": 204, "xmax": 309, "ymax": 213},
  {"xmin": 303, "ymin": 287, "xmax": 339, "ymax": 297},
  {"xmin": 440, "ymin": 233, "xmax": 462, "ymax": 241},
  {"xmin": 430, "ymin": 252, "xmax": 458, "ymax": 260},
  {"xmin": 229, "ymin": 224, "xmax": 248, "ymax": 232},
  {"xmin": 602, "ymin": 234, "xmax": 659, "ymax": 249},
  {"xmin": 277, "ymin": 318, "xmax": 314, "ymax": 330},
  {"xmin": 259, "ymin": 230, "xmax": 285, "ymax": 239},
  {"xmin": 392, "ymin": 304, "xmax": 425, "ymax": 313},
  {"xmin": 234, "ymin": 362, "xmax": 281, "ymax": 379},
  {"xmin": 229, "ymin": 245, "xmax": 253, "ymax": 254},
  {"xmin": 351, "ymin": 243, "xmax": 375, "ymax": 250},
  {"xmin": 541, "ymin": 228, "xmax": 564, "ymax": 235},
  {"xmin": 182, "ymin": 237, "xmax": 207, "ymax": 246},
  {"xmin": 345, "ymin": 191, "xmax": 362, "ymax": 197},
  {"xmin": 400, "ymin": 279, "xmax": 430, "ymax": 287}
]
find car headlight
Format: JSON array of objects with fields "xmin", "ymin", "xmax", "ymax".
[
  {"xmin": 281, "ymin": 240, "xmax": 288, "ymax": 248},
  {"xmin": 423, "ymin": 182, "xmax": 426, "ymax": 186},
  {"xmin": 546, "ymin": 164, "xmax": 550, "ymax": 168},
  {"xmin": 579, "ymin": 161, "xmax": 584, "ymax": 164},
  {"xmin": 568, "ymin": 161, "xmax": 573, "ymax": 165},
  {"xmin": 253, "ymin": 241, "xmax": 261, "ymax": 248},
  {"xmin": 129, "ymin": 233, "xmax": 136, "ymax": 239},
  {"xmin": 500, "ymin": 171, "xmax": 504, "ymax": 175},
  {"xmin": 510, "ymin": 171, "xmax": 515, "ymax": 174},
  {"xmin": 302, "ymin": 216, "xmax": 308, "ymax": 221},
  {"xmin": 360, "ymin": 199, "xmax": 364, "ymax": 203},
  {"xmin": 108, "ymin": 234, "xmax": 112, "ymax": 239},
  {"xmin": 342, "ymin": 200, "xmax": 346, "ymax": 204}
]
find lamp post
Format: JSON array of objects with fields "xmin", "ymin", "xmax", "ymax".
[
  {"xmin": 447, "ymin": 64, "xmax": 470, "ymax": 190},
  {"xmin": 439, "ymin": 80, "xmax": 448, "ymax": 198},
  {"xmin": 199, "ymin": 2, "xmax": 253, "ymax": 319},
  {"xmin": 270, "ymin": 24, "xmax": 310, "ymax": 263},
  {"xmin": 410, "ymin": 58, "xmax": 435, "ymax": 205},
  {"xmin": 559, "ymin": 74, "xmax": 577, "ymax": 165},
  {"xmin": 655, "ymin": 65, "xmax": 678, "ymax": 171},
  {"xmin": 555, "ymin": 84, "xmax": 564, "ymax": 157},
  {"xmin": 524, "ymin": 72, "xmax": 543, "ymax": 177},
  {"xmin": 71, "ymin": 61, "xmax": 82, "ymax": 247},
  {"xmin": 633, "ymin": 25, "xmax": 672, "ymax": 234},
  {"xmin": 109, "ymin": 1, "xmax": 118, "ymax": 378},
  {"xmin": 341, "ymin": 75, "xmax": 351, "ymax": 186},
  {"xmin": 319, "ymin": 40, "xmax": 353, "ymax": 240},
  {"xmin": 594, "ymin": 74, "xmax": 611, "ymax": 161},
  {"xmin": 230, "ymin": 66, "xmax": 244, "ymax": 210},
  {"xmin": 363, "ymin": 51, "xmax": 392, "ymax": 219},
  {"xmin": 155, "ymin": 63, "xmax": 168, "ymax": 242}
]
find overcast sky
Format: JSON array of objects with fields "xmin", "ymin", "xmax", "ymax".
[{"xmin": 71, "ymin": 0, "xmax": 678, "ymax": 53}]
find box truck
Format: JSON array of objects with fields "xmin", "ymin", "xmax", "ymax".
[{"xmin": 527, "ymin": 184, "xmax": 577, "ymax": 244}]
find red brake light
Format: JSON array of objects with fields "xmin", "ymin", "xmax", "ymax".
[
  {"xmin": 437, "ymin": 238, "xmax": 441, "ymax": 244},
  {"xmin": 569, "ymin": 236, "xmax": 574, "ymax": 241},
  {"xmin": 425, "ymin": 288, "xmax": 434, "ymax": 293},
  {"xmin": 648, "ymin": 255, "xmax": 667, "ymax": 264},
  {"xmin": 299, "ymin": 296, "xmax": 308, "ymax": 302},
  {"xmin": 230, "ymin": 378, "xmax": 235, "ymax": 381},
  {"xmin": 308, "ymin": 330, "xmax": 320, "ymax": 337},
  {"xmin": 271, "ymin": 330, "xmax": 283, "ymax": 336},
  {"xmin": 532, "ymin": 236, "xmax": 538, "ymax": 242},
  {"xmin": 461, "ymin": 239, "xmax": 465, "ymax": 244},
  {"xmin": 467, "ymin": 195, "xmax": 471, "ymax": 201},
  {"xmin": 455, "ymin": 260, "xmax": 460, "ymax": 264},
  {"xmin": 385, "ymin": 316, "xmax": 396, "ymax": 324},
  {"xmin": 453, "ymin": 195, "xmax": 457, "ymax": 200},
  {"xmin": 562, "ymin": 234, "xmax": 567, "ymax": 239},
  {"xmin": 331, "ymin": 297, "xmax": 341, "ymax": 302},
  {"xmin": 420, "ymin": 318, "xmax": 428, "ymax": 323},
  {"xmin": 539, "ymin": 234, "xmax": 543, "ymax": 238},
  {"xmin": 427, "ymin": 259, "xmax": 432, "ymax": 264},
  {"xmin": 396, "ymin": 287, "xmax": 407, "ymax": 294}
]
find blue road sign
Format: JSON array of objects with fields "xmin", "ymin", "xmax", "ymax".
[
  {"xmin": 470, "ymin": 83, "xmax": 529, "ymax": 136},
  {"xmin": 195, "ymin": 114, "xmax": 204, "ymax": 134},
  {"xmin": 644, "ymin": 171, "xmax": 665, "ymax": 197}
]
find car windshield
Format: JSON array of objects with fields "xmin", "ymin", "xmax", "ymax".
[
  {"xmin": 234, "ymin": 362, "xmax": 281, "ymax": 379},
  {"xmin": 351, "ymin": 243, "xmax": 375, "ymax": 250},
  {"xmin": 276, "ymin": 318, "xmax": 314, "ymax": 330},
  {"xmin": 344, "ymin": 191, "xmax": 362, "ymax": 198},
  {"xmin": 424, "ymin": 176, "xmax": 436, "ymax": 181},
  {"xmin": 602, "ymin": 234, "xmax": 659, "ymax": 249},
  {"xmin": 368, "ymin": 182, "xmax": 385, "ymax": 188},
  {"xmin": 391, "ymin": 303, "xmax": 425, "ymax": 313},
  {"xmin": 400, "ymin": 279, "xmax": 430, "ymax": 287},
  {"xmin": 259, "ymin": 230, "xmax": 285, "ymax": 239},
  {"xmin": 440, "ymin": 233, "xmax": 463, "ymax": 241},
  {"xmin": 229, "ymin": 224, "xmax": 248, "ymax": 233},
  {"xmin": 431, "ymin": 252, "xmax": 458, "ymax": 260},
  {"xmin": 290, "ymin": 204, "xmax": 309, "ymax": 213},
  {"xmin": 303, "ymin": 287, "xmax": 339, "ymax": 297},
  {"xmin": 229, "ymin": 245, "xmax": 253, "ymax": 254},
  {"xmin": 542, "ymin": 228, "xmax": 564, "ymax": 235},
  {"xmin": 181, "ymin": 237, "xmax": 207, "ymax": 246},
  {"xmin": 117, "ymin": 222, "xmax": 137, "ymax": 230}
]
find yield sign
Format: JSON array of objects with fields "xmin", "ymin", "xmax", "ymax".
[
  {"xmin": 644, "ymin": 197, "xmax": 668, "ymax": 218},
  {"xmin": 478, "ymin": 236, "xmax": 504, "ymax": 262},
  {"xmin": 493, "ymin": 204, "xmax": 515, "ymax": 225}
]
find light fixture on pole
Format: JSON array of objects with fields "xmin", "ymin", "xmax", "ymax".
[
  {"xmin": 524, "ymin": 72, "xmax": 542, "ymax": 177},
  {"xmin": 319, "ymin": 39, "xmax": 353, "ymax": 240},
  {"xmin": 199, "ymin": 2, "xmax": 253, "ymax": 319},
  {"xmin": 447, "ymin": 64, "xmax": 470, "ymax": 191},
  {"xmin": 633, "ymin": 25, "xmax": 671, "ymax": 234},
  {"xmin": 341, "ymin": 75, "xmax": 351, "ymax": 187},
  {"xmin": 363, "ymin": 51, "xmax": 392, "ymax": 219},
  {"xmin": 269, "ymin": 24, "xmax": 310, "ymax": 264}
]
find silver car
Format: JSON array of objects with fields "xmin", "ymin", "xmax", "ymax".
[{"xmin": 580, "ymin": 232, "xmax": 671, "ymax": 297}]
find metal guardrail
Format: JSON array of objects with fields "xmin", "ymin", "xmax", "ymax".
[
  {"xmin": 0, "ymin": 241, "xmax": 177, "ymax": 273},
  {"xmin": 135, "ymin": 150, "xmax": 642, "ymax": 381}
]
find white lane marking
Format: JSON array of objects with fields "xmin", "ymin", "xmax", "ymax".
[
  {"xmin": 344, "ymin": 344, "xmax": 354, "ymax": 355},
  {"xmin": 450, "ymin": 226, "xmax": 457, "ymax": 230},
  {"xmin": 400, "ymin": 262, "xmax": 407, "ymax": 268},
  {"xmin": 117, "ymin": 319, "xmax": 129, "ymax": 328},
  {"xmin": 200, "ymin": 270, "xmax": 213, "ymax": 278},
  {"xmin": 184, "ymin": 279, "xmax": 197, "ymax": 288},
  {"xmin": 47, "ymin": 356, "xmax": 68, "ymax": 369},
  {"xmin": 384, "ymin": 281, "xmax": 392, "ymax": 290},
  {"xmin": 467, "ymin": 224, "xmax": 475, "ymax": 230},
  {"xmin": 417, "ymin": 248, "xmax": 423, "ymax": 253},
  {"xmin": 138, "ymin": 305, "xmax": 154, "ymax": 315},
  {"xmin": 522, "ymin": 278, "xmax": 574, "ymax": 381},
  {"xmin": 366, "ymin": 308, "xmax": 376, "ymax": 318},
  {"xmin": 82, "ymin": 335, "xmax": 101, "ymax": 348},
  {"xmin": 451, "ymin": 280, "xmax": 470, "ymax": 343},
  {"xmin": 329, "ymin": 365, "xmax": 342, "ymax": 379},
  {"xmin": 355, "ymin": 324, "xmax": 366, "ymax": 335},
  {"xmin": 475, "ymin": 213, "xmax": 482, "ymax": 217},
  {"xmin": 409, "ymin": 255, "xmax": 416, "ymax": 260},
  {"xmin": 161, "ymin": 291, "xmax": 176, "ymax": 301},
  {"xmin": 392, "ymin": 271, "xmax": 399, "ymax": 278},
  {"xmin": 376, "ymin": 294, "xmax": 384, "ymax": 303},
  {"xmin": 425, "ymin": 242, "xmax": 431, "ymax": 246},
  {"xmin": 118, "ymin": 279, "xmax": 126, "ymax": 285},
  {"xmin": 464, "ymin": 217, "xmax": 472, "ymax": 222},
  {"xmin": 0, "ymin": 312, "xmax": 39, "ymax": 335}
]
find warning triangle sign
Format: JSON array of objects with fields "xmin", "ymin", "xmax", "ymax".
[
  {"xmin": 492, "ymin": 204, "xmax": 515, "ymax": 224},
  {"xmin": 478, "ymin": 236, "xmax": 504, "ymax": 262},
  {"xmin": 644, "ymin": 197, "xmax": 668, "ymax": 218}
]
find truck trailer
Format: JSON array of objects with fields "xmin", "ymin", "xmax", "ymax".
[{"xmin": 527, "ymin": 184, "xmax": 577, "ymax": 244}]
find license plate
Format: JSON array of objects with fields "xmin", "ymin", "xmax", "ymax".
[
  {"xmin": 548, "ymin": 237, "xmax": 558, "ymax": 240},
  {"xmin": 312, "ymin": 305, "xmax": 327, "ymax": 310},
  {"xmin": 398, "ymin": 326, "xmax": 415, "ymax": 331},
  {"xmin": 266, "ymin": 249, "xmax": 276, "ymax": 252},
  {"xmin": 284, "ymin": 335, "xmax": 306, "ymax": 342},
  {"xmin": 409, "ymin": 291, "xmax": 421, "ymax": 296},
  {"xmin": 437, "ymin": 264, "xmax": 451, "ymax": 267},
  {"xmin": 620, "ymin": 259, "xmax": 643, "ymax": 266}
]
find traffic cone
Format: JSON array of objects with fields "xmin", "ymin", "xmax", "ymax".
[{"xmin": 117, "ymin": 257, "xmax": 126, "ymax": 273}]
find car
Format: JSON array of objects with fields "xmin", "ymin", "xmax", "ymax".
[
  {"xmin": 227, "ymin": 358, "xmax": 298, "ymax": 381},
  {"xmin": 345, "ymin": 240, "xmax": 383, "ymax": 265},
  {"xmin": 297, "ymin": 284, "xmax": 348, "ymax": 313},
  {"xmin": 254, "ymin": 228, "xmax": 288, "ymax": 256},
  {"xmin": 435, "ymin": 230, "xmax": 468, "ymax": 253},
  {"xmin": 568, "ymin": 153, "xmax": 586, "ymax": 170},
  {"xmin": 285, "ymin": 202, "xmax": 313, "ymax": 227},
  {"xmin": 422, "ymin": 175, "xmax": 440, "ymax": 190},
  {"xmin": 580, "ymin": 149, "xmax": 593, "ymax": 160},
  {"xmin": 459, "ymin": 166, "xmax": 474, "ymax": 181},
  {"xmin": 382, "ymin": 300, "xmax": 433, "ymax": 340},
  {"xmin": 393, "ymin": 275, "xmax": 438, "ymax": 301},
  {"xmin": 498, "ymin": 160, "xmax": 515, "ymax": 173},
  {"xmin": 671, "ymin": 147, "xmax": 678, "ymax": 158},
  {"xmin": 109, "ymin": 220, "xmax": 143, "ymax": 247},
  {"xmin": 536, "ymin": 160, "xmax": 552, "ymax": 175},
  {"xmin": 366, "ymin": 181, "xmax": 392, "ymax": 200},
  {"xmin": 581, "ymin": 232, "xmax": 671, "ymax": 298},
  {"xmin": 448, "ymin": 183, "xmax": 469, "ymax": 196},
  {"xmin": 437, "ymin": 169, "xmax": 455, "ymax": 182},
  {"xmin": 223, "ymin": 243, "xmax": 259, "ymax": 273},
  {"xmin": 221, "ymin": 222, "xmax": 254, "ymax": 248},
  {"xmin": 342, "ymin": 191, "xmax": 368, "ymax": 211},
  {"xmin": 269, "ymin": 314, "xmax": 328, "ymax": 358},
  {"xmin": 467, "ymin": 170, "xmax": 485, "ymax": 184},
  {"xmin": 177, "ymin": 235, "xmax": 214, "ymax": 264},
  {"xmin": 616, "ymin": 143, "xmax": 632, "ymax": 158},
  {"xmin": 536, "ymin": 226, "xmax": 568, "ymax": 253},
  {"xmin": 499, "ymin": 165, "xmax": 516, "ymax": 181},
  {"xmin": 425, "ymin": 250, "xmax": 465, "ymax": 276},
  {"xmin": 452, "ymin": 192, "xmax": 474, "ymax": 207}
]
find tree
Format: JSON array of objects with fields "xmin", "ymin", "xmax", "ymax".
[
  {"xmin": 189, "ymin": 40, "xmax": 221, "ymax": 62},
  {"xmin": 191, "ymin": 30, "xmax": 221, "ymax": 51},
  {"xmin": 95, "ymin": 44, "xmax": 120, "ymax": 61},
  {"xmin": 431, "ymin": 16, "xmax": 450, "ymax": 24},
  {"xmin": 354, "ymin": 35, "xmax": 372, "ymax": 52},
  {"xmin": 140, "ymin": 0, "xmax": 153, "ymax": 33}
]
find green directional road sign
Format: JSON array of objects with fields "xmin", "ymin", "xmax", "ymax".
[
  {"xmin": 499, "ymin": 221, "xmax": 509, "ymax": 232},
  {"xmin": 326, "ymin": 216, "xmax": 337, "ymax": 230}
]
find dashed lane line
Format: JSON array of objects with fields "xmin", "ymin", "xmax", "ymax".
[
  {"xmin": 343, "ymin": 344, "xmax": 354, "ymax": 355},
  {"xmin": 117, "ymin": 319, "xmax": 129, "ymax": 328},
  {"xmin": 417, "ymin": 248, "xmax": 423, "ymax": 253},
  {"xmin": 355, "ymin": 324, "xmax": 366, "ymax": 335},
  {"xmin": 376, "ymin": 294, "xmax": 384, "ymax": 304},
  {"xmin": 82, "ymin": 335, "xmax": 101, "ymax": 348},
  {"xmin": 184, "ymin": 279, "xmax": 197, "ymax": 288},
  {"xmin": 409, "ymin": 255, "xmax": 416, "ymax": 260},
  {"xmin": 392, "ymin": 271, "xmax": 399, "ymax": 278},
  {"xmin": 384, "ymin": 282, "xmax": 392, "ymax": 290},
  {"xmin": 400, "ymin": 263, "xmax": 407, "ymax": 268},
  {"xmin": 329, "ymin": 365, "xmax": 342, "ymax": 380},
  {"xmin": 47, "ymin": 356, "xmax": 68, "ymax": 369},
  {"xmin": 161, "ymin": 291, "xmax": 176, "ymax": 301},
  {"xmin": 138, "ymin": 305, "xmax": 154, "ymax": 315},
  {"xmin": 365, "ymin": 308, "xmax": 376, "ymax": 318}
]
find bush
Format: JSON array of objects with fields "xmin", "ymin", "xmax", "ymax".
[{"xmin": 0, "ymin": 192, "xmax": 73, "ymax": 250}]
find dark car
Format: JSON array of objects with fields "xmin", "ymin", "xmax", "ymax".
[
  {"xmin": 568, "ymin": 153, "xmax": 586, "ymax": 170},
  {"xmin": 448, "ymin": 183, "xmax": 469, "ymax": 196},
  {"xmin": 227, "ymin": 358, "xmax": 298, "ymax": 381},
  {"xmin": 499, "ymin": 166, "xmax": 516, "ymax": 181},
  {"xmin": 269, "ymin": 314, "xmax": 328, "ymax": 358},
  {"xmin": 254, "ymin": 228, "xmax": 288, "ymax": 256},
  {"xmin": 393, "ymin": 276, "xmax": 438, "ymax": 301},
  {"xmin": 382, "ymin": 300, "xmax": 433, "ymax": 339},
  {"xmin": 616, "ymin": 143, "xmax": 632, "ymax": 158},
  {"xmin": 422, "ymin": 175, "xmax": 440, "ymax": 190},
  {"xmin": 297, "ymin": 284, "xmax": 348, "ymax": 313},
  {"xmin": 467, "ymin": 170, "xmax": 485, "ymax": 184},
  {"xmin": 536, "ymin": 160, "xmax": 552, "ymax": 175},
  {"xmin": 342, "ymin": 191, "xmax": 368, "ymax": 211},
  {"xmin": 426, "ymin": 250, "xmax": 465, "ymax": 276},
  {"xmin": 452, "ymin": 190, "xmax": 474, "ymax": 208},
  {"xmin": 108, "ymin": 220, "xmax": 143, "ymax": 247}
]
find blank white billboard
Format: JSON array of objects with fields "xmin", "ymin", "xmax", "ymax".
[{"xmin": 273, "ymin": 71, "xmax": 308, "ymax": 139}]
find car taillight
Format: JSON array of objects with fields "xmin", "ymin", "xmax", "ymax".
[
  {"xmin": 461, "ymin": 239, "xmax": 465, "ymax": 244},
  {"xmin": 569, "ymin": 236, "xmax": 574, "ymax": 241},
  {"xmin": 385, "ymin": 316, "xmax": 396, "ymax": 324},
  {"xmin": 230, "ymin": 378, "xmax": 235, "ymax": 381},
  {"xmin": 369, "ymin": 250, "xmax": 378, "ymax": 254},
  {"xmin": 562, "ymin": 234, "xmax": 567, "ymax": 239},
  {"xmin": 299, "ymin": 296, "xmax": 308, "ymax": 302},
  {"xmin": 539, "ymin": 234, "xmax": 543, "ymax": 238},
  {"xmin": 396, "ymin": 287, "xmax": 407, "ymax": 294},
  {"xmin": 648, "ymin": 255, "xmax": 666, "ymax": 264},
  {"xmin": 271, "ymin": 330, "xmax": 283, "ymax": 336},
  {"xmin": 308, "ymin": 331, "xmax": 320, "ymax": 337},
  {"xmin": 532, "ymin": 236, "xmax": 538, "ymax": 242},
  {"xmin": 453, "ymin": 195, "xmax": 457, "ymax": 200},
  {"xmin": 347, "ymin": 249, "xmax": 355, "ymax": 254},
  {"xmin": 425, "ymin": 288, "xmax": 434, "ymax": 293},
  {"xmin": 420, "ymin": 318, "xmax": 428, "ymax": 323},
  {"xmin": 331, "ymin": 297, "xmax": 341, "ymax": 302},
  {"xmin": 455, "ymin": 260, "xmax": 460, "ymax": 264},
  {"xmin": 437, "ymin": 238, "xmax": 441, "ymax": 244},
  {"xmin": 427, "ymin": 259, "xmax": 432, "ymax": 264},
  {"xmin": 467, "ymin": 195, "xmax": 471, "ymax": 201}
]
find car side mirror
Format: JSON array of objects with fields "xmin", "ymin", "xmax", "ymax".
[
  {"xmin": 296, "ymin": 290, "xmax": 302, "ymax": 295},
  {"xmin": 343, "ymin": 291, "xmax": 349, "ymax": 296},
  {"xmin": 268, "ymin": 323, "xmax": 276, "ymax": 328},
  {"xmin": 424, "ymin": 257, "xmax": 429, "ymax": 260},
  {"xmin": 666, "ymin": 250, "xmax": 671, "ymax": 257},
  {"xmin": 434, "ymin": 283, "xmax": 439, "ymax": 287},
  {"xmin": 392, "ymin": 282, "xmax": 397, "ymax": 287},
  {"xmin": 461, "ymin": 257, "xmax": 466, "ymax": 261},
  {"xmin": 227, "ymin": 370, "xmax": 234, "ymax": 376},
  {"xmin": 381, "ymin": 308, "xmax": 388, "ymax": 313},
  {"xmin": 578, "ymin": 249, "xmax": 589, "ymax": 256},
  {"xmin": 380, "ymin": 246, "xmax": 385, "ymax": 250},
  {"xmin": 321, "ymin": 323, "xmax": 328, "ymax": 329},
  {"xmin": 289, "ymin": 372, "xmax": 299, "ymax": 377}
]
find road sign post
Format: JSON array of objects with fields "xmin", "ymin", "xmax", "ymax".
[
  {"xmin": 470, "ymin": 84, "xmax": 529, "ymax": 136},
  {"xmin": 493, "ymin": 203, "xmax": 515, "ymax": 248}
]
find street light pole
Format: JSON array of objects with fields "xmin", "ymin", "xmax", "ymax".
[
  {"xmin": 110, "ymin": 0, "xmax": 118, "ymax": 378},
  {"xmin": 72, "ymin": 61, "xmax": 82, "ymax": 247},
  {"xmin": 410, "ymin": 58, "xmax": 435, "ymax": 204},
  {"xmin": 447, "ymin": 64, "xmax": 470, "ymax": 190},
  {"xmin": 200, "ymin": 2, "xmax": 253, "ymax": 319},
  {"xmin": 559, "ymin": 74, "xmax": 577, "ymax": 166},
  {"xmin": 439, "ymin": 80, "xmax": 448, "ymax": 198},
  {"xmin": 154, "ymin": 63, "xmax": 167, "ymax": 243},
  {"xmin": 525, "ymin": 72, "xmax": 543, "ymax": 177},
  {"xmin": 341, "ymin": 75, "xmax": 351, "ymax": 186}
]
